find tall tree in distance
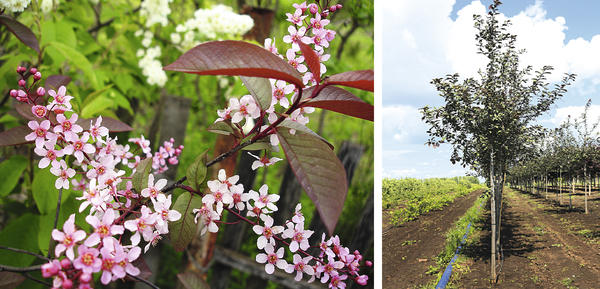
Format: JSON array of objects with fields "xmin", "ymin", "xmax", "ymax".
[{"xmin": 420, "ymin": 0, "xmax": 575, "ymax": 282}]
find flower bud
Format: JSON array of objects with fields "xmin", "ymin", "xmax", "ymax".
[
  {"xmin": 356, "ymin": 275, "xmax": 368, "ymax": 285},
  {"xmin": 60, "ymin": 258, "xmax": 71, "ymax": 269},
  {"xmin": 366, "ymin": 260, "xmax": 373, "ymax": 267},
  {"xmin": 36, "ymin": 86, "xmax": 46, "ymax": 96},
  {"xmin": 17, "ymin": 66, "xmax": 26, "ymax": 73},
  {"xmin": 62, "ymin": 278, "xmax": 73, "ymax": 289},
  {"xmin": 30, "ymin": 67, "xmax": 38, "ymax": 74},
  {"xmin": 321, "ymin": 11, "xmax": 329, "ymax": 18},
  {"xmin": 329, "ymin": 5, "xmax": 337, "ymax": 12},
  {"xmin": 34, "ymin": 71, "xmax": 42, "ymax": 80},
  {"xmin": 80, "ymin": 273, "xmax": 92, "ymax": 283},
  {"xmin": 9, "ymin": 89, "xmax": 18, "ymax": 97},
  {"xmin": 308, "ymin": 3, "xmax": 318, "ymax": 14},
  {"xmin": 18, "ymin": 79, "xmax": 26, "ymax": 87},
  {"xmin": 336, "ymin": 4, "xmax": 343, "ymax": 10}
]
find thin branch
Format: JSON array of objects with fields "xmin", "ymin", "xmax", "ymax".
[
  {"xmin": 0, "ymin": 264, "xmax": 43, "ymax": 272},
  {"xmin": 48, "ymin": 188, "xmax": 63, "ymax": 258},
  {"xmin": 129, "ymin": 274, "xmax": 160, "ymax": 289},
  {"xmin": 0, "ymin": 246, "xmax": 49, "ymax": 261},
  {"xmin": 23, "ymin": 272, "xmax": 52, "ymax": 287},
  {"xmin": 87, "ymin": 6, "xmax": 141, "ymax": 33}
]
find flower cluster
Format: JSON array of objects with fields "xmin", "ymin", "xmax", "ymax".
[
  {"xmin": 135, "ymin": 40, "xmax": 167, "ymax": 87},
  {"xmin": 191, "ymin": 169, "xmax": 369, "ymax": 288},
  {"xmin": 214, "ymin": 1, "xmax": 341, "ymax": 147},
  {"xmin": 0, "ymin": 0, "xmax": 30, "ymax": 12},
  {"xmin": 170, "ymin": 4, "xmax": 254, "ymax": 51},
  {"xmin": 11, "ymin": 67, "xmax": 184, "ymax": 288},
  {"xmin": 139, "ymin": 0, "xmax": 173, "ymax": 27}
]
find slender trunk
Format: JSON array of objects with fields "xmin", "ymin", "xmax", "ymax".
[
  {"xmin": 490, "ymin": 152, "xmax": 496, "ymax": 282},
  {"xmin": 584, "ymin": 166, "xmax": 588, "ymax": 214},
  {"xmin": 570, "ymin": 176, "xmax": 574, "ymax": 210}
]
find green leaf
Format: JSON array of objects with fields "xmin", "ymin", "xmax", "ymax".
[
  {"xmin": 276, "ymin": 129, "xmax": 348, "ymax": 235},
  {"xmin": 207, "ymin": 121, "xmax": 235, "ymax": 136},
  {"xmin": 81, "ymin": 85, "xmax": 113, "ymax": 110},
  {"xmin": 241, "ymin": 76, "xmax": 272, "ymax": 110},
  {"xmin": 0, "ymin": 214, "xmax": 40, "ymax": 267},
  {"xmin": 47, "ymin": 41, "xmax": 99, "ymax": 89},
  {"xmin": 32, "ymin": 168, "xmax": 72, "ymax": 215},
  {"xmin": 81, "ymin": 96, "xmax": 114, "ymax": 118},
  {"xmin": 242, "ymin": 139, "xmax": 272, "ymax": 151},
  {"xmin": 186, "ymin": 151, "xmax": 208, "ymax": 193},
  {"xmin": 169, "ymin": 192, "xmax": 203, "ymax": 251},
  {"xmin": 0, "ymin": 155, "xmax": 27, "ymax": 197},
  {"xmin": 132, "ymin": 158, "xmax": 153, "ymax": 193},
  {"xmin": 55, "ymin": 21, "xmax": 76, "ymax": 48}
]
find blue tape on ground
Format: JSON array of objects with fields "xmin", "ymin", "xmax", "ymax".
[{"xmin": 435, "ymin": 198, "xmax": 484, "ymax": 289}]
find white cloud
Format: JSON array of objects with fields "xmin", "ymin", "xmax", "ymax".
[
  {"xmin": 547, "ymin": 104, "xmax": 600, "ymax": 133},
  {"xmin": 382, "ymin": 105, "xmax": 428, "ymax": 144}
]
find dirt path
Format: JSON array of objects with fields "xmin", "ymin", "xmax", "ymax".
[
  {"xmin": 454, "ymin": 189, "xmax": 600, "ymax": 288},
  {"xmin": 382, "ymin": 189, "xmax": 483, "ymax": 289}
]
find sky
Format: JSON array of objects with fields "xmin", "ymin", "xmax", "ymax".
[{"xmin": 382, "ymin": 0, "xmax": 600, "ymax": 179}]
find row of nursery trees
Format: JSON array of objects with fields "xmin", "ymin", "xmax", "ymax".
[
  {"xmin": 508, "ymin": 100, "xmax": 600, "ymax": 213},
  {"xmin": 421, "ymin": 1, "xmax": 576, "ymax": 282}
]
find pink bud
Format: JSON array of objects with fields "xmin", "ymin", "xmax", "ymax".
[
  {"xmin": 29, "ymin": 67, "xmax": 38, "ymax": 74},
  {"xmin": 36, "ymin": 86, "xmax": 46, "ymax": 96},
  {"xmin": 366, "ymin": 260, "xmax": 372, "ymax": 267},
  {"xmin": 80, "ymin": 273, "xmax": 92, "ymax": 283},
  {"xmin": 336, "ymin": 4, "xmax": 342, "ymax": 10},
  {"xmin": 60, "ymin": 258, "xmax": 71, "ymax": 269},
  {"xmin": 321, "ymin": 11, "xmax": 329, "ymax": 18},
  {"xmin": 308, "ymin": 3, "xmax": 318, "ymax": 14},
  {"xmin": 41, "ymin": 260, "xmax": 60, "ymax": 278},
  {"xmin": 329, "ymin": 5, "xmax": 337, "ymax": 12},
  {"xmin": 62, "ymin": 278, "xmax": 73, "ymax": 289},
  {"xmin": 34, "ymin": 71, "xmax": 42, "ymax": 80},
  {"xmin": 18, "ymin": 79, "xmax": 26, "ymax": 87},
  {"xmin": 9, "ymin": 89, "xmax": 18, "ymax": 97},
  {"xmin": 17, "ymin": 66, "xmax": 26, "ymax": 73},
  {"xmin": 356, "ymin": 275, "xmax": 368, "ymax": 285}
]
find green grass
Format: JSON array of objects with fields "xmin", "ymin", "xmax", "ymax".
[
  {"xmin": 383, "ymin": 177, "xmax": 486, "ymax": 226},
  {"xmin": 430, "ymin": 193, "xmax": 489, "ymax": 281}
]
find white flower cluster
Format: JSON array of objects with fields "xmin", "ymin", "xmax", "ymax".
[
  {"xmin": 0, "ymin": 0, "xmax": 30, "ymax": 12},
  {"xmin": 171, "ymin": 4, "xmax": 254, "ymax": 51},
  {"xmin": 139, "ymin": 0, "xmax": 173, "ymax": 27},
  {"xmin": 39, "ymin": 0, "xmax": 58, "ymax": 13},
  {"xmin": 136, "ymin": 30, "xmax": 167, "ymax": 87}
]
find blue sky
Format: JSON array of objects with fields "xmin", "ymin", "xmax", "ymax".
[{"xmin": 382, "ymin": 0, "xmax": 600, "ymax": 179}]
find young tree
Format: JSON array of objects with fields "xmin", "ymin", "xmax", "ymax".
[{"xmin": 420, "ymin": 0, "xmax": 575, "ymax": 281}]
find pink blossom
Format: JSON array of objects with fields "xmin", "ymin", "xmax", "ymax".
[
  {"xmin": 317, "ymin": 256, "xmax": 344, "ymax": 283},
  {"xmin": 252, "ymin": 214, "xmax": 283, "ymax": 249},
  {"xmin": 47, "ymin": 86, "xmax": 73, "ymax": 112},
  {"xmin": 286, "ymin": 8, "xmax": 307, "ymax": 25},
  {"xmin": 282, "ymin": 222, "xmax": 313, "ymax": 252},
  {"xmin": 285, "ymin": 254, "xmax": 314, "ymax": 281},
  {"xmin": 124, "ymin": 205, "xmax": 157, "ymax": 246},
  {"xmin": 230, "ymin": 95, "xmax": 260, "ymax": 124},
  {"xmin": 31, "ymin": 105, "xmax": 48, "ymax": 118},
  {"xmin": 193, "ymin": 204, "xmax": 220, "ymax": 235},
  {"xmin": 89, "ymin": 116, "xmax": 109, "ymax": 142},
  {"xmin": 84, "ymin": 208, "xmax": 124, "ymax": 248},
  {"xmin": 34, "ymin": 138, "xmax": 64, "ymax": 169},
  {"xmin": 228, "ymin": 184, "xmax": 249, "ymax": 210},
  {"xmin": 141, "ymin": 174, "xmax": 167, "ymax": 199},
  {"xmin": 264, "ymin": 38, "xmax": 278, "ymax": 55},
  {"xmin": 204, "ymin": 181, "xmax": 233, "ymax": 215},
  {"xmin": 25, "ymin": 120, "xmax": 51, "ymax": 148},
  {"xmin": 286, "ymin": 49, "xmax": 307, "ymax": 73},
  {"xmin": 41, "ymin": 260, "xmax": 61, "ymax": 278},
  {"xmin": 54, "ymin": 113, "xmax": 83, "ymax": 142},
  {"xmin": 99, "ymin": 246, "xmax": 126, "ymax": 284},
  {"xmin": 255, "ymin": 244, "xmax": 287, "ymax": 274},
  {"xmin": 63, "ymin": 132, "xmax": 95, "ymax": 163},
  {"xmin": 86, "ymin": 155, "xmax": 117, "ymax": 186},
  {"xmin": 248, "ymin": 184, "xmax": 280, "ymax": 212},
  {"xmin": 310, "ymin": 13, "xmax": 330, "ymax": 31},
  {"xmin": 293, "ymin": 1, "xmax": 307, "ymax": 13},
  {"xmin": 292, "ymin": 203, "xmax": 305, "ymax": 224},
  {"xmin": 73, "ymin": 246, "xmax": 102, "ymax": 274},
  {"xmin": 271, "ymin": 80, "xmax": 294, "ymax": 108},
  {"xmin": 328, "ymin": 272, "xmax": 348, "ymax": 289},
  {"xmin": 77, "ymin": 178, "xmax": 110, "ymax": 213},
  {"xmin": 283, "ymin": 26, "xmax": 311, "ymax": 51},
  {"xmin": 248, "ymin": 152, "xmax": 282, "ymax": 170},
  {"xmin": 50, "ymin": 159, "xmax": 76, "ymax": 189},
  {"xmin": 151, "ymin": 193, "xmax": 181, "ymax": 234},
  {"xmin": 52, "ymin": 214, "xmax": 86, "ymax": 260},
  {"xmin": 311, "ymin": 29, "xmax": 330, "ymax": 50}
]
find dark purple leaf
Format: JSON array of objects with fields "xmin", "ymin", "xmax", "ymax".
[
  {"xmin": 0, "ymin": 272, "xmax": 25, "ymax": 289},
  {"xmin": 326, "ymin": 70, "xmax": 374, "ymax": 92},
  {"xmin": 164, "ymin": 40, "xmax": 304, "ymax": 87},
  {"xmin": 0, "ymin": 15, "xmax": 40, "ymax": 54},
  {"xmin": 177, "ymin": 272, "xmax": 210, "ymax": 289},
  {"xmin": 241, "ymin": 76, "xmax": 272, "ymax": 110},
  {"xmin": 45, "ymin": 75, "xmax": 72, "ymax": 91},
  {"xmin": 298, "ymin": 41, "xmax": 321, "ymax": 83},
  {"xmin": 276, "ymin": 129, "xmax": 347, "ymax": 235},
  {"xmin": 278, "ymin": 119, "xmax": 333, "ymax": 149},
  {"xmin": 301, "ymin": 86, "xmax": 374, "ymax": 121},
  {"xmin": 0, "ymin": 125, "xmax": 32, "ymax": 147},
  {"xmin": 76, "ymin": 116, "xmax": 133, "ymax": 132}
]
